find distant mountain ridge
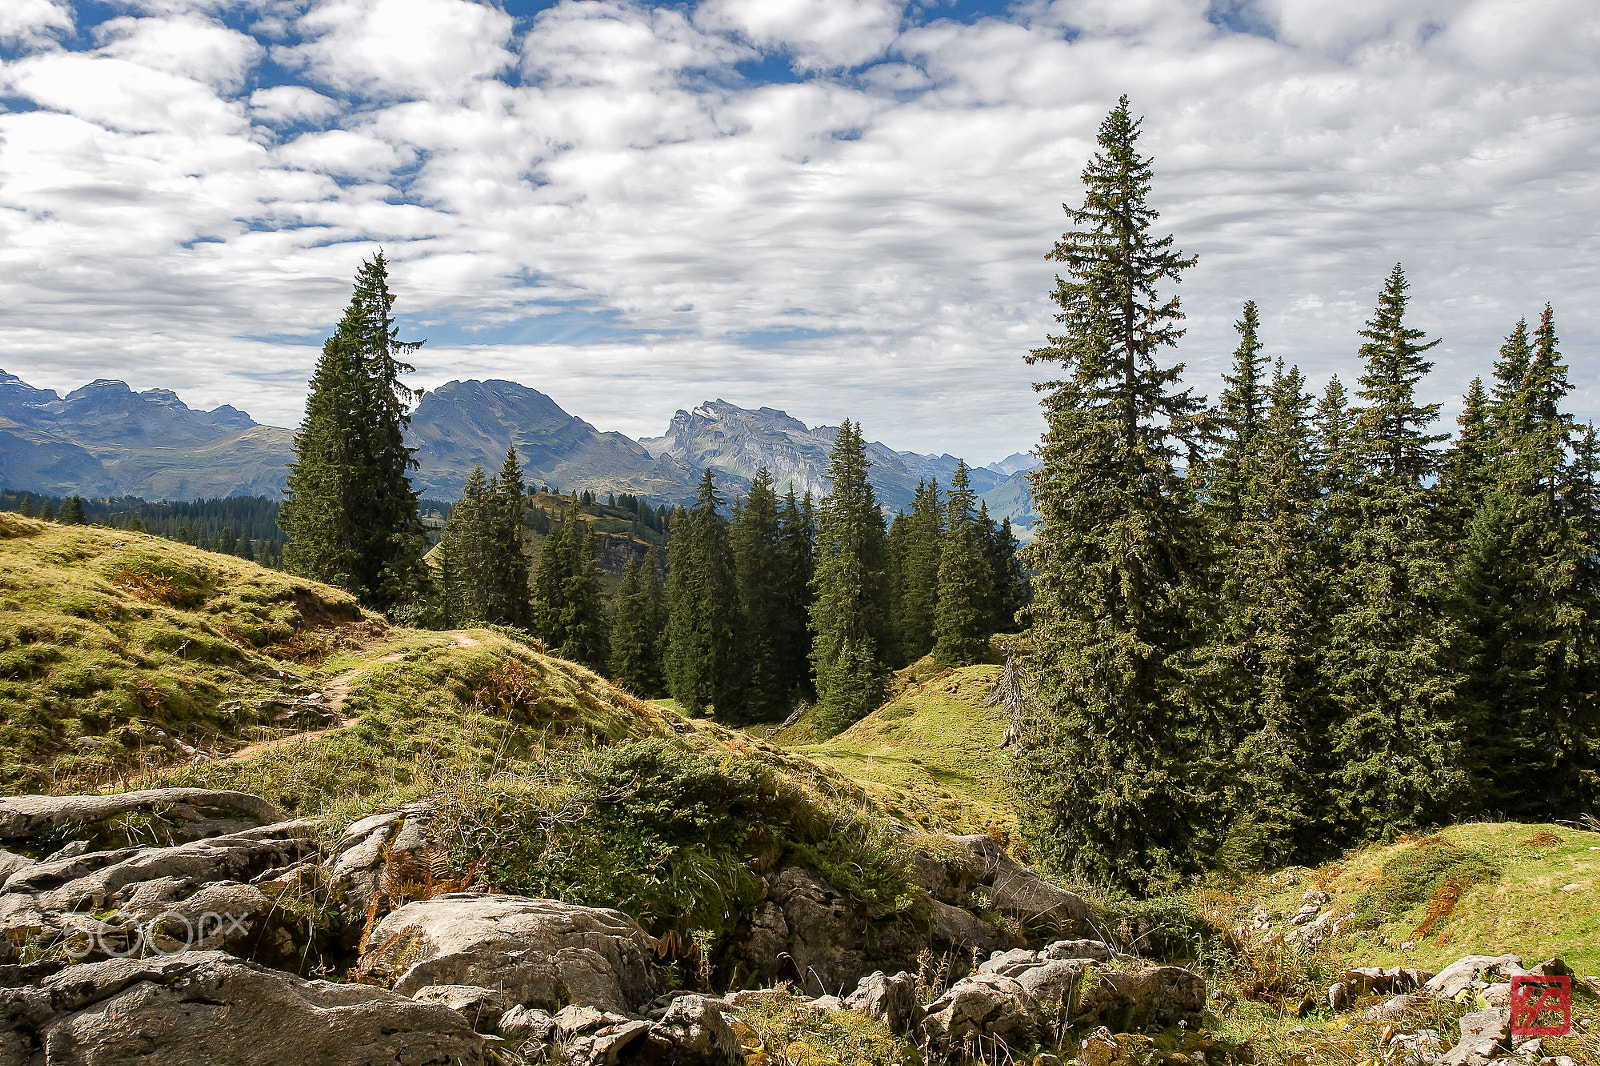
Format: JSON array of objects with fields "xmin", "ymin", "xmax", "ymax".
[
  {"xmin": 638, "ymin": 399, "xmax": 1005, "ymax": 511},
  {"xmin": 0, "ymin": 371, "xmax": 1037, "ymax": 531},
  {"xmin": 404, "ymin": 379, "xmax": 700, "ymax": 502},
  {"xmin": 0, "ymin": 371, "xmax": 294, "ymax": 499}
]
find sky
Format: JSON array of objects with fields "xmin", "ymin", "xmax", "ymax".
[{"xmin": 0, "ymin": 0, "xmax": 1596, "ymax": 465}]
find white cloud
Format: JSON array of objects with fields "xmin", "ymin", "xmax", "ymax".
[
  {"xmin": 0, "ymin": 0, "xmax": 73, "ymax": 50},
  {"xmin": 94, "ymin": 14, "xmax": 262, "ymax": 92},
  {"xmin": 0, "ymin": 0, "xmax": 1598, "ymax": 464},
  {"xmin": 280, "ymin": 0, "xmax": 515, "ymax": 99},
  {"xmin": 696, "ymin": 0, "xmax": 903, "ymax": 70},
  {"xmin": 249, "ymin": 84, "xmax": 340, "ymax": 125}
]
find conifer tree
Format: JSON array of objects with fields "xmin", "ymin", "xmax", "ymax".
[
  {"xmin": 775, "ymin": 489, "xmax": 817, "ymax": 702},
  {"xmin": 57, "ymin": 496, "xmax": 86, "ymax": 525},
  {"xmin": 18, "ymin": 495, "xmax": 35, "ymax": 519},
  {"xmin": 893, "ymin": 479, "xmax": 943, "ymax": 662},
  {"xmin": 610, "ymin": 553, "xmax": 666, "ymax": 695},
  {"xmin": 985, "ymin": 516, "xmax": 1029, "ymax": 633},
  {"xmin": 1438, "ymin": 378, "xmax": 1494, "ymax": 535},
  {"xmin": 932, "ymin": 461, "xmax": 990, "ymax": 666},
  {"xmin": 1456, "ymin": 307, "xmax": 1598, "ymax": 815},
  {"xmin": 1012, "ymin": 96, "xmax": 1210, "ymax": 895},
  {"xmin": 1209, "ymin": 361, "xmax": 1326, "ymax": 867},
  {"xmin": 1202, "ymin": 301, "xmax": 1267, "ymax": 530},
  {"xmin": 809, "ymin": 421, "xmax": 892, "ymax": 736},
  {"xmin": 436, "ymin": 466, "xmax": 495, "ymax": 626},
  {"xmin": 280, "ymin": 252, "xmax": 429, "ymax": 615},
  {"xmin": 532, "ymin": 512, "xmax": 570, "ymax": 645},
  {"xmin": 665, "ymin": 470, "xmax": 746, "ymax": 719},
  {"xmin": 558, "ymin": 509, "xmax": 610, "ymax": 671},
  {"xmin": 732, "ymin": 468, "xmax": 789, "ymax": 720},
  {"xmin": 488, "ymin": 446, "xmax": 532, "ymax": 629},
  {"xmin": 39, "ymin": 499, "xmax": 53, "ymax": 521},
  {"xmin": 1323, "ymin": 265, "xmax": 1464, "ymax": 842}
]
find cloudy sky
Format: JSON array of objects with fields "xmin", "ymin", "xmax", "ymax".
[{"xmin": 1, "ymin": 0, "xmax": 1595, "ymax": 464}]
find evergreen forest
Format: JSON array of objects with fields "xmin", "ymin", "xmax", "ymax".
[{"xmin": 1011, "ymin": 96, "xmax": 1600, "ymax": 895}]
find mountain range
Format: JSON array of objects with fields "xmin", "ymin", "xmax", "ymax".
[{"xmin": 0, "ymin": 371, "xmax": 1036, "ymax": 528}]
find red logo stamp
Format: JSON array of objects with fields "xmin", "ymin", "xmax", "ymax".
[{"xmin": 1509, "ymin": 975, "xmax": 1571, "ymax": 1037}]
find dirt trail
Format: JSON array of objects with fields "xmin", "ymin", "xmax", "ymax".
[{"xmin": 224, "ymin": 632, "xmax": 485, "ymax": 762}]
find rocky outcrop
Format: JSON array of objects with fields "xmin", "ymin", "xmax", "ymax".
[
  {"xmin": 0, "ymin": 950, "xmax": 485, "ymax": 1066},
  {"xmin": 919, "ymin": 939, "xmax": 1205, "ymax": 1056},
  {"xmin": 0, "ymin": 819, "xmax": 317, "ymax": 964},
  {"xmin": 362, "ymin": 894, "xmax": 659, "ymax": 1016},
  {"xmin": 845, "ymin": 970, "xmax": 920, "ymax": 1035},
  {"xmin": 327, "ymin": 802, "xmax": 438, "ymax": 926},
  {"xmin": 0, "ymin": 788, "xmax": 284, "ymax": 848}
]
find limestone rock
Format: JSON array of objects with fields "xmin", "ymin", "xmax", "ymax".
[
  {"xmin": 844, "ymin": 970, "xmax": 920, "ymax": 1035},
  {"xmin": 1425, "ymin": 955, "xmax": 1527, "ymax": 999},
  {"xmin": 1385, "ymin": 1028, "xmax": 1443, "ymax": 1064},
  {"xmin": 0, "ymin": 820, "xmax": 316, "ymax": 962},
  {"xmin": 953, "ymin": 835, "xmax": 1091, "ymax": 937},
  {"xmin": 1074, "ymin": 965, "xmax": 1206, "ymax": 1032},
  {"xmin": 0, "ymin": 949, "xmax": 484, "ymax": 1065},
  {"xmin": 627, "ymin": 994, "xmax": 743, "ymax": 1065},
  {"xmin": 410, "ymin": 983, "xmax": 511, "ymax": 1033},
  {"xmin": 1434, "ymin": 1007, "xmax": 1513, "ymax": 1066},
  {"xmin": 362, "ymin": 893, "xmax": 658, "ymax": 1015},
  {"xmin": 0, "ymin": 850, "xmax": 35, "ymax": 885},
  {"xmin": 327, "ymin": 802, "xmax": 437, "ymax": 925},
  {"xmin": 764, "ymin": 866, "xmax": 870, "ymax": 996},
  {"xmin": 0, "ymin": 789, "xmax": 284, "ymax": 846},
  {"xmin": 934, "ymin": 899, "xmax": 1010, "ymax": 956},
  {"xmin": 500, "ymin": 1004, "xmax": 557, "ymax": 1041}
]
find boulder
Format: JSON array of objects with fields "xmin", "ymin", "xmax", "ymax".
[
  {"xmin": 362, "ymin": 894, "xmax": 659, "ymax": 1015},
  {"xmin": 1425, "ymin": 955, "xmax": 1528, "ymax": 998},
  {"xmin": 724, "ymin": 901, "xmax": 789, "ymax": 985},
  {"xmin": 1074, "ymin": 965, "xmax": 1206, "ymax": 1031},
  {"xmin": 327, "ymin": 802, "xmax": 437, "ymax": 925},
  {"xmin": 625, "ymin": 994, "xmax": 743, "ymax": 1065},
  {"xmin": 1328, "ymin": 966, "xmax": 1434, "ymax": 1011},
  {"xmin": 1434, "ymin": 1007, "xmax": 1513, "ymax": 1066},
  {"xmin": 1385, "ymin": 1028, "xmax": 1444, "ymax": 1064},
  {"xmin": 844, "ymin": 970, "xmax": 920, "ymax": 1035},
  {"xmin": 0, "ymin": 789, "xmax": 283, "ymax": 847},
  {"xmin": 410, "ymin": 983, "xmax": 511, "ymax": 1033},
  {"xmin": 0, "ymin": 820, "xmax": 317, "ymax": 962},
  {"xmin": 763, "ymin": 866, "xmax": 870, "ymax": 996},
  {"xmin": 920, "ymin": 943, "xmax": 1205, "ymax": 1055},
  {"xmin": 951, "ymin": 835, "xmax": 1091, "ymax": 938},
  {"xmin": 499, "ymin": 1004, "xmax": 556, "ymax": 1041},
  {"xmin": 933, "ymin": 899, "xmax": 1010, "ymax": 956},
  {"xmin": 0, "ymin": 850, "xmax": 33, "ymax": 884},
  {"xmin": 0, "ymin": 949, "xmax": 484, "ymax": 1065}
]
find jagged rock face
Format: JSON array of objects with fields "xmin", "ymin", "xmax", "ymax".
[
  {"xmin": 0, "ymin": 950, "xmax": 486, "ymax": 1066},
  {"xmin": 640, "ymin": 399, "xmax": 1006, "ymax": 512},
  {"xmin": 405, "ymin": 379, "xmax": 699, "ymax": 502}
]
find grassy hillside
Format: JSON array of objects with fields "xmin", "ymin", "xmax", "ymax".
[
  {"xmin": 1201, "ymin": 821, "xmax": 1600, "ymax": 977},
  {"xmin": 0, "ymin": 511, "xmax": 375, "ymax": 791},
  {"xmin": 788, "ymin": 663, "xmax": 1018, "ymax": 840}
]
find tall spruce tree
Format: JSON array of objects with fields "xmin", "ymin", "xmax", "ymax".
[
  {"xmin": 985, "ymin": 515, "xmax": 1030, "ymax": 633},
  {"xmin": 1456, "ymin": 307, "xmax": 1598, "ymax": 815},
  {"xmin": 665, "ymin": 470, "xmax": 747, "ymax": 719},
  {"xmin": 809, "ymin": 421, "xmax": 892, "ymax": 736},
  {"xmin": 280, "ymin": 252, "xmax": 429, "ymax": 615},
  {"xmin": 1012, "ymin": 97, "xmax": 1211, "ymax": 895},
  {"xmin": 1323, "ymin": 265, "xmax": 1464, "ymax": 842},
  {"xmin": 732, "ymin": 469, "xmax": 789, "ymax": 720},
  {"xmin": 488, "ymin": 446, "xmax": 532, "ymax": 630},
  {"xmin": 775, "ymin": 489, "xmax": 817, "ymax": 703},
  {"xmin": 932, "ymin": 461, "xmax": 990, "ymax": 666},
  {"xmin": 1202, "ymin": 301, "xmax": 1267, "ymax": 530},
  {"xmin": 436, "ymin": 466, "xmax": 493, "ymax": 625},
  {"xmin": 1208, "ymin": 361, "xmax": 1327, "ymax": 867},
  {"xmin": 610, "ymin": 553, "xmax": 666, "ymax": 695},
  {"xmin": 1438, "ymin": 378, "xmax": 1494, "ymax": 535},
  {"xmin": 894, "ymin": 479, "xmax": 943, "ymax": 662}
]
